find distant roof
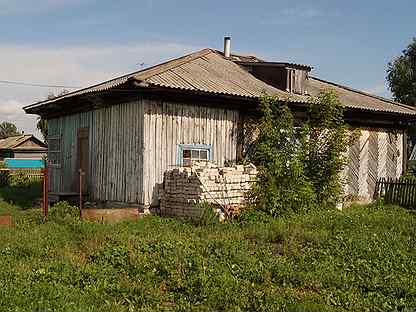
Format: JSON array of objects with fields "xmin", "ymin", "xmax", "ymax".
[
  {"xmin": 0, "ymin": 135, "xmax": 46, "ymax": 151},
  {"xmin": 24, "ymin": 48, "xmax": 416, "ymax": 117}
]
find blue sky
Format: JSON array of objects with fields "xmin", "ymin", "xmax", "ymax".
[{"xmin": 0, "ymin": 0, "xmax": 415, "ymax": 135}]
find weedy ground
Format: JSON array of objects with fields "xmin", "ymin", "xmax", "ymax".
[{"xmin": 0, "ymin": 188, "xmax": 415, "ymax": 311}]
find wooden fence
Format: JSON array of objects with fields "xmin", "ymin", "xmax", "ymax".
[
  {"xmin": 0, "ymin": 169, "xmax": 44, "ymax": 186},
  {"xmin": 375, "ymin": 178, "xmax": 416, "ymax": 209}
]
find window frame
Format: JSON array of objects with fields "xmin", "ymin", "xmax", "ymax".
[
  {"xmin": 177, "ymin": 144, "xmax": 213, "ymax": 166},
  {"xmin": 47, "ymin": 135, "xmax": 62, "ymax": 168}
]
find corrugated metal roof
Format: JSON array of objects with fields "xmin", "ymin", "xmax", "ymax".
[
  {"xmin": 0, "ymin": 135, "xmax": 46, "ymax": 150},
  {"xmin": 307, "ymin": 77, "xmax": 416, "ymax": 116},
  {"xmin": 24, "ymin": 48, "xmax": 416, "ymax": 117},
  {"xmin": 143, "ymin": 52, "xmax": 308, "ymax": 101}
]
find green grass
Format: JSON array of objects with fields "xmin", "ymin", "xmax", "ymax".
[{"xmin": 0, "ymin": 201, "xmax": 415, "ymax": 311}]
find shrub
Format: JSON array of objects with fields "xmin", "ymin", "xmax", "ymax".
[
  {"xmin": 250, "ymin": 91, "xmax": 355, "ymax": 216},
  {"xmin": 195, "ymin": 201, "xmax": 222, "ymax": 226},
  {"xmin": 48, "ymin": 201, "xmax": 80, "ymax": 224},
  {"xmin": 0, "ymin": 169, "xmax": 9, "ymax": 187},
  {"xmin": 250, "ymin": 96, "xmax": 316, "ymax": 216},
  {"xmin": 9, "ymin": 171, "xmax": 31, "ymax": 188},
  {"xmin": 301, "ymin": 90, "xmax": 355, "ymax": 207}
]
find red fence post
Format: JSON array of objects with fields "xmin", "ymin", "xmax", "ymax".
[{"xmin": 43, "ymin": 167, "xmax": 49, "ymax": 218}]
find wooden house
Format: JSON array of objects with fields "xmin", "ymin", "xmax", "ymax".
[
  {"xmin": 0, "ymin": 134, "xmax": 47, "ymax": 161},
  {"xmin": 24, "ymin": 38, "xmax": 416, "ymax": 209}
]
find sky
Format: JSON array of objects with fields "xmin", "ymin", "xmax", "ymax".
[{"xmin": 0, "ymin": 0, "xmax": 415, "ymax": 137}]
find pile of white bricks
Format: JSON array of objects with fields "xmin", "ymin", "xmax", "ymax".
[{"xmin": 160, "ymin": 163, "xmax": 257, "ymax": 219}]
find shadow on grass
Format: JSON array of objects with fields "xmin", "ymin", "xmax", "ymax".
[{"xmin": 0, "ymin": 181, "xmax": 42, "ymax": 210}]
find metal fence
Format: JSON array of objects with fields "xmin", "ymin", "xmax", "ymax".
[{"xmin": 375, "ymin": 178, "xmax": 416, "ymax": 209}]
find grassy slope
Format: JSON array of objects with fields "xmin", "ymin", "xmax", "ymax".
[{"xmin": 0, "ymin": 202, "xmax": 415, "ymax": 311}]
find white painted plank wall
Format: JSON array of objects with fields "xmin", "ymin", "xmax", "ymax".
[
  {"xmin": 143, "ymin": 101, "xmax": 240, "ymax": 207},
  {"xmin": 345, "ymin": 128, "xmax": 406, "ymax": 201}
]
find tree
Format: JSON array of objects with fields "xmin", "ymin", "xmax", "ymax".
[
  {"xmin": 36, "ymin": 89, "xmax": 69, "ymax": 142},
  {"xmin": 387, "ymin": 38, "xmax": 416, "ymax": 106},
  {"xmin": 36, "ymin": 117, "xmax": 48, "ymax": 142},
  {"xmin": 0, "ymin": 122, "xmax": 20, "ymax": 139}
]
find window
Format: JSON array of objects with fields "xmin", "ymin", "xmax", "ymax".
[
  {"xmin": 48, "ymin": 136, "xmax": 61, "ymax": 167},
  {"xmin": 177, "ymin": 144, "xmax": 212, "ymax": 167}
]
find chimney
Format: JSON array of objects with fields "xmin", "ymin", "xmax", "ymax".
[{"xmin": 224, "ymin": 36, "xmax": 231, "ymax": 58}]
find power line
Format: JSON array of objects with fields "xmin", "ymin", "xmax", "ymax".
[{"xmin": 0, "ymin": 80, "xmax": 81, "ymax": 89}]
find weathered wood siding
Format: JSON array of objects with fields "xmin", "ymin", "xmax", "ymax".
[
  {"xmin": 90, "ymin": 101, "xmax": 144, "ymax": 203},
  {"xmin": 142, "ymin": 100, "xmax": 240, "ymax": 206},
  {"xmin": 48, "ymin": 100, "xmax": 145, "ymax": 204},
  {"xmin": 48, "ymin": 111, "xmax": 92, "ymax": 194},
  {"xmin": 48, "ymin": 97, "xmax": 239, "ymax": 207},
  {"xmin": 13, "ymin": 152, "xmax": 47, "ymax": 159},
  {"xmin": 346, "ymin": 128, "xmax": 404, "ymax": 201}
]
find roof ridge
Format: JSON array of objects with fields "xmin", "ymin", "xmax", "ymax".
[
  {"xmin": 10, "ymin": 135, "xmax": 32, "ymax": 149},
  {"xmin": 309, "ymin": 76, "xmax": 416, "ymax": 110},
  {"xmin": 133, "ymin": 48, "xmax": 214, "ymax": 82}
]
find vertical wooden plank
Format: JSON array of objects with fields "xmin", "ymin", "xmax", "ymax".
[
  {"xmin": 358, "ymin": 129, "xmax": 370, "ymax": 200},
  {"xmin": 397, "ymin": 130, "xmax": 404, "ymax": 178},
  {"xmin": 378, "ymin": 130, "xmax": 388, "ymax": 179},
  {"xmin": 367, "ymin": 129, "xmax": 379, "ymax": 199},
  {"xmin": 348, "ymin": 132, "xmax": 360, "ymax": 196},
  {"xmin": 403, "ymin": 130, "xmax": 408, "ymax": 174},
  {"xmin": 138, "ymin": 98, "xmax": 145, "ymax": 205},
  {"xmin": 386, "ymin": 131, "xmax": 397, "ymax": 179},
  {"xmin": 171, "ymin": 102, "xmax": 178, "ymax": 166},
  {"xmin": 215, "ymin": 108, "xmax": 221, "ymax": 165}
]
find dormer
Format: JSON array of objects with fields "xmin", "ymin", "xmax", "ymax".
[{"xmin": 236, "ymin": 61, "xmax": 312, "ymax": 95}]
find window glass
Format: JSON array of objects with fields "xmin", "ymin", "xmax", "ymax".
[
  {"xmin": 183, "ymin": 149, "xmax": 191, "ymax": 159},
  {"xmin": 191, "ymin": 150, "xmax": 200, "ymax": 159},
  {"xmin": 180, "ymin": 145, "xmax": 211, "ymax": 167},
  {"xmin": 47, "ymin": 136, "xmax": 61, "ymax": 166},
  {"xmin": 200, "ymin": 150, "xmax": 208, "ymax": 160}
]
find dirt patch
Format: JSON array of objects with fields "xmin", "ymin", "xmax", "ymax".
[{"xmin": 0, "ymin": 215, "xmax": 14, "ymax": 227}]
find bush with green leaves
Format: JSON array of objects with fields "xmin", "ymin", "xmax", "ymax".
[
  {"xmin": 0, "ymin": 169, "xmax": 9, "ymax": 187},
  {"xmin": 48, "ymin": 201, "xmax": 80, "ymax": 224},
  {"xmin": 301, "ymin": 90, "xmax": 354, "ymax": 208},
  {"xmin": 250, "ymin": 96, "xmax": 316, "ymax": 216},
  {"xmin": 250, "ymin": 90, "xmax": 354, "ymax": 215},
  {"xmin": 9, "ymin": 171, "xmax": 32, "ymax": 188}
]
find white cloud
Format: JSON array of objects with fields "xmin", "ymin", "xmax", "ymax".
[{"xmin": 0, "ymin": 41, "xmax": 199, "ymax": 136}]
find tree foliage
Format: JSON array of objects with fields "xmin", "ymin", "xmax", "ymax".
[
  {"xmin": 36, "ymin": 118, "xmax": 48, "ymax": 142},
  {"xmin": 301, "ymin": 90, "xmax": 354, "ymax": 207},
  {"xmin": 387, "ymin": 37, "xmax": 416, "ymax": 106},
  {"xmin": 0, "ymin": 121, "xmax": 20, "ymax": 139},
  {"xmin": 250, "ymin": 90, "xmax": 355, "ymax": 215},
  {"xmin": 250, "ymin": 97, "xmax": 316, "ymax": 216},
  {"xmin": 35, "ymin": 89, "xmax": 69, "ymax": 142}
]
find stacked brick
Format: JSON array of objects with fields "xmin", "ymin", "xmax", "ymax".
[{"xmin": 160, "ymin": 163, "xmax": 257, "ymax": 219}]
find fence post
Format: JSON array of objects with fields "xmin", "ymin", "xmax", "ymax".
[{"xmin": 43, "ymin": 167, "xmax": 49, "ymax": 218}]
